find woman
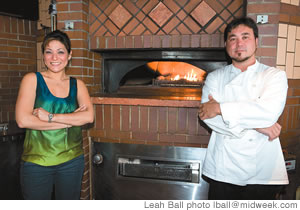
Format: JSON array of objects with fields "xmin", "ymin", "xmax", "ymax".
[{"xmin": 15, "ymin": 30, "xmax": 94, "ymax": 199}]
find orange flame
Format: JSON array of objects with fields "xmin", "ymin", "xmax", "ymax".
[
  {"xmin": 171, "ymin": 69, "xmax": 199, "ymax": 81},
  {"xmin": 147, "ymin": 61, "xmax": 206, "ymax": 82}
]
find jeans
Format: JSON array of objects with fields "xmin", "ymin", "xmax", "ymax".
[{"xmin": 20, "ymin": 155, "xmax": 84, "ymax": 200}]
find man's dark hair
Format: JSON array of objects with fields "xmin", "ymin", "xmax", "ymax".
[
  {"xmin": 42, "ymin": 30, "xmax": 71, "ymax": 54},
  {"xmin": 224, "ymin": 17, "xmax": 258, "ymax": 42}
]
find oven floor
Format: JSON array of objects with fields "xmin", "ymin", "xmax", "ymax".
[{"xmin": 95, "ymin": 86, "xmax": 202, "ymax": 101}]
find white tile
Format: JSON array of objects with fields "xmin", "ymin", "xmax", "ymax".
[
  {"xmin": 286, "ymin": 52, "xmax": 295, "ymax": 78},
  {"xmin": 293, "ymin": 67, "xmax": 300, "ymax": 78},
  {"xmin": 291, "ymin": 0, "xmax": 299, "ymax": 6},
  {"xmin": 297, "ymin": 26, "xmax": 300, "ymax": 40},
  {"xmin": 278, "ymin": 23, "xmax": 288, "ymax": 38},
  {"xmin": 287, "ymin": 25, "xmax": 296, "ymax": 52},
  {"xmin": 277, "ymin": 38, "xmax": 287, "ymax": 65},
  {"xmin": 295, "ymin": 40, "xmax": 300, "ymax": 66}
]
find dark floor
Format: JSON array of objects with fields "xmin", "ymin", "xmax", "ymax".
[{"xmin": 281, "ymin": 142, "xmax": 300, "ymax": 200}]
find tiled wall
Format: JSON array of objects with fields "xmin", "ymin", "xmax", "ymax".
[
  {"xmin": 277, "ymin": 24, "xmax": 300, "ymax": 78},
  {"xmin": 89, "ymin": 0, "xmax": 245, "ymax": 49},
  {"xmin": 275, "ymin": 1, "xmax": 300, "ymax": 148},
  {"xmin": 281, "ymin": 0, "xmax": 299, "ymax": 6}
]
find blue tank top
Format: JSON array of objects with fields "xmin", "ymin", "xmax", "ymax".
[{"xmin": 22, "ymin": 72, "xmax": 83, "ymax": 166}]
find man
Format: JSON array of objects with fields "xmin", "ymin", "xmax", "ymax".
[{"xmin": 198, "ymin": 17, "xmax": 288, "ymax": 200}]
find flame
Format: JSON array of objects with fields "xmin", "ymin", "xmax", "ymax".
[
  {"xmin": 147, "ymin": 61, "xmax": 206, "ymax": 82},
  {"xmin": 171, "ymin": 69, "xmax": 199, "ymax": 81},
  {"xmin": 171, "ymin": 75, "xmax": 180, "ymax": 81}
]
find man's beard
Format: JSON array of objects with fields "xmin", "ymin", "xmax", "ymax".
[
  {"xmin": 231, "ymin": 54, "xmax": 251, "ymax": 63},
  {"xmin": 230, "ymin": 48, "xmax": 257, "ymax": 63}
]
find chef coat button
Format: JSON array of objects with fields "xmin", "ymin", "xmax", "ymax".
[{"xmin": 249, "ymin": 139, "xmax": 253, "ymax": 142}]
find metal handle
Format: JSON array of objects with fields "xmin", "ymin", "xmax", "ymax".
[
  {"xmin": 93, "ymin": 154, "xmax": 103, "ymax": 165},
  {"xmin": 118, "ymin": 162, "xmax": 200, "ymax": 183}
]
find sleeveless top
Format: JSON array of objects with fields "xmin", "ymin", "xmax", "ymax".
[{"xmin": 21, "ymin": 72, "xmax": 83, "ymax": 166}]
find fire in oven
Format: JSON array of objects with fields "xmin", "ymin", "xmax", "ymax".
[
  {"xmin": 91, "ymin": 142, "xmax": 209, "ymax": 200},
  {"xmin": 97, "ymin": 48, "xmax": 228, "ymax": 93},
  {"xmin": 134, "ymin": 61, "xmax": 206, "ymax": 88}
]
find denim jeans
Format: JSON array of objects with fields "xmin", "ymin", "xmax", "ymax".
[{"xmin": 20, "ymin": 155, "xmax": 84, "ymax": 200}]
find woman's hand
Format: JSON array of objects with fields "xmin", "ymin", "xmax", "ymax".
[
  {"xmin": 33, "ymin": 105, "xmax": 87, "ymax": 122},
  {"xmin": 32, "ymin": 107, "xmax": 50, "ymax": 122},
  {"xmin": 74, "ymin": 105, "xmax": 87, "ymax": 113}
]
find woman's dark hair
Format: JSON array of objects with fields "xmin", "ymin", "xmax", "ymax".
[
  {"xmin": 42, "ymin": 30, "xmax": 71, "ymax": 54},
  {"xmin": 224, "ymin": 17, "xmax": 258, "ymax": 42}
]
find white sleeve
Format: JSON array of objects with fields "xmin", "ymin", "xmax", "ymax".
[
  {"xmin": 201, "ymin": 71, "xmax": 245, "ymax": 138},
  {"xmin": 220, "ymin": 68, "xmax": 288, "ymax": 129}
]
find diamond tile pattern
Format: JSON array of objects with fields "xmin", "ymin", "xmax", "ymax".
[
  {"xmin": 149, "ymin": 2, "xmax": 173, "ymax": 27},
  {"xmin": 109, "ymin": 4, "xmax": 132, "ymax": 29},
  {"xmin": 89, "ymin": 0, "xmax": 245, "ymax": 36},
  {"xmin": 191, "ymin": 1, "xmax": 216, "ymax": 26}
]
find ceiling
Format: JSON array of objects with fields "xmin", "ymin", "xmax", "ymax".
[{"xmin": 0, "ymin": 0, "xmax": 39, "ymax": 21}]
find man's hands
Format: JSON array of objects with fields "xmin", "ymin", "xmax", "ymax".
[
  {"xmin": 198, "ymin": 95, "xmax": 221, "ymax": 120},
  {"xmin": 255, "ymin": 122, "xmax": 281, "ymax": 141},
  {"xmin": 199, "ymin": 95, "xmax": 281, "ymax": 141}
]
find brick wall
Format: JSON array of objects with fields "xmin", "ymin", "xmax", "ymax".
[
  {"xmin": 280, "ymin": 79, "xmax": 300, "ymax": 148},
  {"xmin": 0, "ymin": 15, "xmax": 37, "ymax": 123},
  {"xmin": 90, "ymin": 104, "xmax": 210, "ymax": 147},
  {"xmin": 56, "ymin": 0, "xmax": 102, "ymax": 95},
  {"xmin": 55, "ymin": 0, "xmax": 101, "ymax": 199}
]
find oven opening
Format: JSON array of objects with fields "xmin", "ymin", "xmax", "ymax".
[
  {"xmin": 120, "ymin": 61, "xmax": 206, "ymax": 88},
  {"xmin": 97, "ymin": 49, "xmax": 229, "ymax": 94}
]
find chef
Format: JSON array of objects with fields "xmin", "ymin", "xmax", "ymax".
[{"xmin": 198, "ymin": 17, "xmax": 288, "ymax": 200}]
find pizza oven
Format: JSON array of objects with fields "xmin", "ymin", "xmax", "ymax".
[{"xmin": 95, "ymin": 48, "xmax": 229, "ymax": 95}]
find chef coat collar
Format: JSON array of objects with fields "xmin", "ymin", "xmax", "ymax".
[{"xmin": 231, "ymin": 60, "xmax": 259, "ymax": 74}]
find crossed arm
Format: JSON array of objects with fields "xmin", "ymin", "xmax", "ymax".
[
  {"xmin": 198, "ymin": 95, "xmax": 282, "ymax": 141},
  {"xmin": 16, "ymin": 73, "xmax": 94, "ymax": 130}
]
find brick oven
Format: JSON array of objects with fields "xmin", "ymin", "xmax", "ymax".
[
  {"xmin": 89, "ymin": 0, "xmax": 245, "ymax": 145},
  {"xmin": 88, "ymin": 47, "xmax": 229, "ymax": 199},
  {"xmin": 90, "ymin": 47, "xmax": 228, "ymax": 145},
  {"xmin": 87, "ymin": 0, "xmax": 245, "ymax": 199}
]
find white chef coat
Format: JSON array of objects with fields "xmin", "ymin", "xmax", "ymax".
[{"xmin": 201, "ymin": 60, "xmax": 289, "ymax": 186}]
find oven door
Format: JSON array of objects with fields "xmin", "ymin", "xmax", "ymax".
[{"xmin": 91, "ymin": 142, "xmax": 209, "ymax": 200}]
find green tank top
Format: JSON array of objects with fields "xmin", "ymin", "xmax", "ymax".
[{"xmin": 22, "ymin": 72, "xmax": 83, "ymax": 166}]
